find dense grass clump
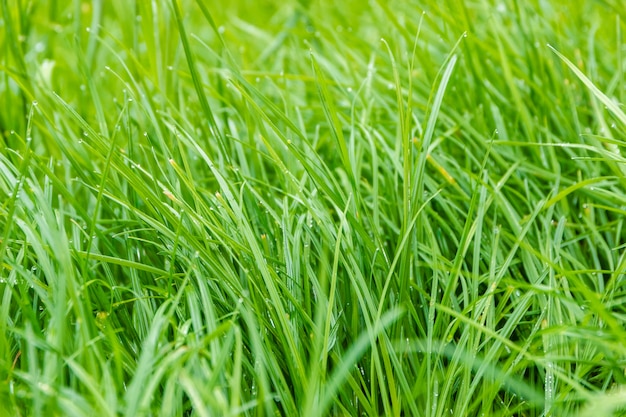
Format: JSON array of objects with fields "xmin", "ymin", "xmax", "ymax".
[{"xmin": 1, "ymin": 1, "xmax": 626, "ymax": 416}]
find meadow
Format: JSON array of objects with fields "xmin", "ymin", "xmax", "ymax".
[{"xmin": 1, "ymin": 1, "xmax": 626, "ymax": 416}]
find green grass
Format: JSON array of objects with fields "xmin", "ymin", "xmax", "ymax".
[{"xmin": 1, "ymin": 0, "xmax": 626, "ymax": 416}]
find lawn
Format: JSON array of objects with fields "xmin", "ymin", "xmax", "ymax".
[{"xmin": 1, "ymin": 0, "xmax": 626, "ymax": 416}]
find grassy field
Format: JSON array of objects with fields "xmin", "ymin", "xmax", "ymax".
[{"xmin": 1, "ymin": 0, "xmax": 626, "ymax": 416}]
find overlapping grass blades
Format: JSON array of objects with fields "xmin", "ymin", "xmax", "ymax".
[{"xmin": 1, "ymin": 1, "xmax": 625, "ymax": 416}]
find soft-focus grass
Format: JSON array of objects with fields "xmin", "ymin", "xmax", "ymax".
[{"xmin": 1, "ymin": 1, "xmax": 626, "ymax": 416}]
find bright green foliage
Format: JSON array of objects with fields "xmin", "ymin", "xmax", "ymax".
[{"xmin": 1, "ymin": 1, "xmax": 626, "ymax": 416}]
